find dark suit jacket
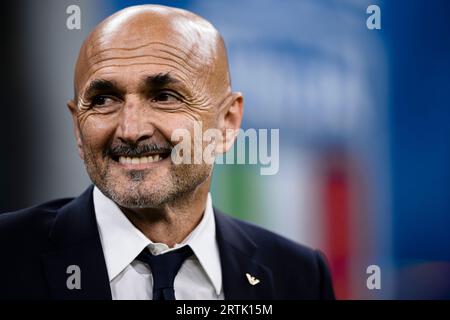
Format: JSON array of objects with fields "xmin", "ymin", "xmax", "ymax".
[{"xmin": 0, "ymin": 185, "xmax": 335, "ymax": 300}]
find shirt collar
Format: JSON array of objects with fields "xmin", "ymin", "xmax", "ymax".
[{"xmin": 93, "ymin": 186, "xmax": 222, "ymax": 295}]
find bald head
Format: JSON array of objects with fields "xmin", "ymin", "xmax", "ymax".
[{"xmin": 74, "ymin": 5, "xmax": 231, "ymax": 103}]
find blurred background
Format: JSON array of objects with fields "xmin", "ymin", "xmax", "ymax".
[{"xmin": 1, "ymin": 0, "xmax": 449, "ymax": 299}]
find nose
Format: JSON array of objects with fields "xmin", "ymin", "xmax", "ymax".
[{"xmin": 117, "ymin": 96, "xmax": 154, "ymax": 144}]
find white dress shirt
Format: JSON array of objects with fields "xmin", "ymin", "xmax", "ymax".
[{"xmin": 93, "ymin": 186, "xmax": 224, "ymax": 300}]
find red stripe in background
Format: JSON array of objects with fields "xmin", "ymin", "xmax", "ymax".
[{"xmin": 321, "ymin": 152, "xmax": 352, "ymax": 299}]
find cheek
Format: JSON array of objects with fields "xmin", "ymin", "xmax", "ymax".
[
  {"xmin": 153, "ymin": 110, "xmax": 217, "ymax": 138},
  {"xmin": 79, "ymin": 115, "xmax": 117, "ymax": 155},
  {"xmin": 146, "ymin": 111, "xmax": 190, "ymax": 144},
  {"xmin": 161, "ymin": 113, "xmax": 220, "ymax": 160}
]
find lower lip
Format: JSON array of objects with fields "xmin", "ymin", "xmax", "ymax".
[{"xmin": 113, "ymin": 156, "xmax": 170, "ymax": 170}]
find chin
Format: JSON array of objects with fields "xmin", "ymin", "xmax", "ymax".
[{"xmin": 103, "ymin": 179, "xmax": 177, "ymax": 209}]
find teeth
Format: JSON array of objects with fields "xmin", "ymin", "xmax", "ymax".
[
  {"xmin": 140, "ymin": 157, "xmax": 148, "ymax": 164},
  {"xmin": 118, "ymin": 155, "xmax": 163, "ymax": 164}
]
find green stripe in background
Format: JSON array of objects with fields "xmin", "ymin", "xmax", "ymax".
[{"xmin": 210, "ymin": 163, "xmax": 264, "ymax": 225}]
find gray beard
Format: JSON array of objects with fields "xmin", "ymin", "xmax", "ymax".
[{"xmin": 88, "ymin": 162, "xmax": 212, "ymax": 209}]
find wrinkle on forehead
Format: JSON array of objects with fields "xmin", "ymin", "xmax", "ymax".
[{"xmin": 74, "ymin": 5, "xmax": 231, "ymax": 101}]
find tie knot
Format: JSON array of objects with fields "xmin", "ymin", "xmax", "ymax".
[{"xmin": 136, "ymin": 245, "xmax": 193, "ymax": 299}]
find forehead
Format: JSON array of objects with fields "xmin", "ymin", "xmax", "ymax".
[
  {"xmin": 92, "ymin": 49, "xmax": 192, "ymax": 87},
  {"xmin": 81, "ymin": 42, "xmax": 200, "ymax": 92},
  {"xmin": 77, "ymin": 14, "xmax": 218, "ymax": 93}
]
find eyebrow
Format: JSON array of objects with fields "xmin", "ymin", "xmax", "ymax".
[
  {"xmin": 82, "ymin": 73, "xmax": 184, "ymax": 98},
  {"xmin": 84, "ymin": 79, "xmax": 119, "ymax": 97},
  {"xmin": 143, "ymin": 73, "xmax": 181, "ymax": 90}
]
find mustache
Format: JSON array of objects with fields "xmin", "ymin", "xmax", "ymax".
[{"xmin": 104, "ymin": 142, "xmax": 173, "ymax": 158}]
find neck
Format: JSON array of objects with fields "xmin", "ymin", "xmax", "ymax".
[{"xmin": 120, "ymin": 179, "xmax": 211, "ymax": 248}]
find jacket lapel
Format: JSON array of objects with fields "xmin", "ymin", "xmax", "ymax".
[
  {"xmin": 41, "ymin": 187, "xmax": 274, "ymax": 300},
  {"xmin": 41, "ymin": 185, "xmax": 112, "ymax": 300},
  {"xmin": 214, "ymin": 210, "xmax": 275, "ymax": 300}
]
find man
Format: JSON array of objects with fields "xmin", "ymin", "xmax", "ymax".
[{"xmin": 0, "ymin": 5, "xmax": 334, "ymax": 300}]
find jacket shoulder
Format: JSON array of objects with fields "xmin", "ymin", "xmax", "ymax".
[
  {"xmin": 0, "ymin": 198, "xmax": 73, "ymax": 241},
  {"xmin": 224, "ymin": 213, "xmax": 317, "ymax": 257},
  {"xmin": 217, "ymin": 212, "xmax": 335, "ymax": 299},
  {"xmin": 0, "ymin": 198, "xmax": 75, "ymax": 299}
]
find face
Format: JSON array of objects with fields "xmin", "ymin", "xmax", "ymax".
[{"xmin": 68, "ymin": 8, "xmax": 242, "ymax": 209}]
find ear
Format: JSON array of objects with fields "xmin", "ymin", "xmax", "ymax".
[
  {"xmin": 216, "ymin": 92, "xmax": 243, "ymax": 154},
  {"xmin": 67, "ymin": 99, "xmax": 85, "ymax": 160}
]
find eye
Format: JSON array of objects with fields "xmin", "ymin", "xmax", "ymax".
[
  {"xmin": 151, "ymin": 92, "xmax": 181, "ymax": 103},
  {"xmin": 91, "ymin": 95, "xmax": 114, "ymax": 107}
]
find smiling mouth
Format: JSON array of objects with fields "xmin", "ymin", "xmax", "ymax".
[{"xmin": 110, "ymin": 152, "xmax": 171, "ymax": 165}]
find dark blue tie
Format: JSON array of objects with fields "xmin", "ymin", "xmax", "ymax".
[{"xmin": 136, "ymin": 245, "xmax": 193, "ymax": 300}]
